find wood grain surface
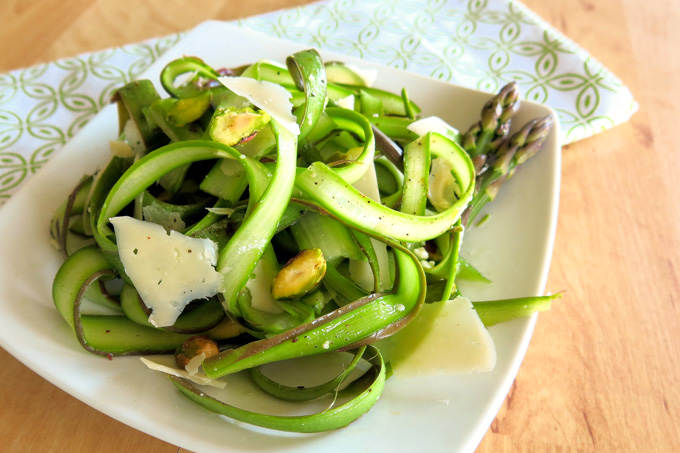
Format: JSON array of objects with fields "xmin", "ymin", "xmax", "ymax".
[{"xmin": 1, "ymin": 0, "xmax": 678, "ymax": 452}]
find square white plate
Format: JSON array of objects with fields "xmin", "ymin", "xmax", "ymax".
[{"xmin": 0, "ymin": 21, "xmax": 560, "ymax": 453}]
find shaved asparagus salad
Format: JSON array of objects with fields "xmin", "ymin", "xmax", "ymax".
[{"xmin": 50, "ymin": 49, "xmax": 559, "ymax": 432}]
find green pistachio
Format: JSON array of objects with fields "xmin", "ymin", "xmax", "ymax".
[
  {"xmin": 175, "ymin": 335, "xmax": 220, "ymax": 369},
  {"xmin": 271, "ymin": 249, "xmax": 326, "ymax": 300},
  {"xmin": 208, "ymin": 107, "xmax": 271, "ymax": 146}
]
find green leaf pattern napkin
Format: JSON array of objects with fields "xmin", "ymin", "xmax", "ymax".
[{"xmin": 0, "ymin": 0, "xmax": 636, "ymax": 206}]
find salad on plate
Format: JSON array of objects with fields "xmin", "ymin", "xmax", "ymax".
[{"xmin": 49, "ymin": 48, "xmax": 558, "ymax": 432}]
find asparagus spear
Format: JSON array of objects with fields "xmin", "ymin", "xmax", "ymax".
[
  {"xmin": 464, "ymin": 114, "xmax": 554, "ymax": 225},
  {"xmin": 462, "ymin": 81, "xmax": 520, "ymax": 164}
]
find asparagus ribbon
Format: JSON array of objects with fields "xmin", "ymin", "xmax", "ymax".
[{"xmin": 171, "ymin": 345, "xmax": 386, "ymax": 432}]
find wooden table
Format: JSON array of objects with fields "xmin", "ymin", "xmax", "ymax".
[{"xmin": 1, "ymin": 0, "xmax": 678, "ymax": 451}]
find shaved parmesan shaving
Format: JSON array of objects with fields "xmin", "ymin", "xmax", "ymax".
[
  {"xmin": 344, "ymin": 64, "xmax": 378, "ymax": 87},
  {"xmin": 123, "ymin": 119, "xmax": 145, "ymax": 154},
  {"xmin": 379, "ymin": 296, "xmax": 496, "ymax": 377},
  {"xmin": 413, "ymin": 247, "xmax": 429, "ymax": 260},
  {"xmin": 185, "ymin": 352, "xmax": 206, "ymax": 376},
  {"xmin": 246, "ymin": 248, "xmax": 284, "ymax": 314},
  {"xmin": 173, "ymin": 70, "xmax": 199, "ymax": 88},
  {"xmin": 428, "ymin": 157, "xmax": 462, "ymax": 212},
  {"xmin": 140, "ymin": 357, "xmax": 226, "ymax": 389},
  {"xmin": 205, "ymin": 207, "xmax": 235, "ymax": 216},
  {"xmin": 336, "ymin": 94, "xmax": 355, "ymax": 110},
  {"xmin": 109, "ymin": 140, "xmax": 134, "ymax": 158},
  {"xmin": 110, "ymin": 216, "xmax": 222, "ymax": 327},
  {"xmin": 218, "ymin": 76, "xmax": 300, "ymax": 136},
  {"xmin": 349, "ymin": 160, "xmax": 391, "ymax": 291},
  {"xmin": 407, "ymin": 116, "xmax": 460, "ymax": 141}
]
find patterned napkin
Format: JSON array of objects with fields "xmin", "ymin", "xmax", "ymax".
[{"xmin": 0, "ymin": 0, "xmax": 637, "ymax": 206}]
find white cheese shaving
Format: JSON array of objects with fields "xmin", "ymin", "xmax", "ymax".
[
  {"xmin": 379, "ymin": 296, "xmax": 496, "ymax": 377},
  {"xmin": 245, "ymin": 248, "xmax": 284, "ymax": 314},
  {"xmin": 428, "ymin": 157, "xmax": 462, "ymax": 212},
  {"xmin": 173, "ymin": 70, "xmax": 199, "ymax": 88},
  {"xmin": 123, "ymin": 119, "xmax": 145, "ymax": 155},
  {"xmin": 139, "ymin": 356, "xmax": 226, "ymax": 389},
  {"xmin": 344, "ymin": 64, "xmax": 378, "ymax": 87},
  {"xmin": 217, "ymin": 76, "xmax": 300, "ymax": 136},
  {"xmin": 336, "ymin": 94, "xmax": 355, "ymax": 110},
  {"xmin": 205, "ymin": 207, "xmax": 235, "ymax": 216},
  {"xmin": 407, "ymin": 116, "xmax": 460, "ymax": 142},
  {"xmin": 110, "ymin": 216, "xmax": 223, "ymax": 327},
  {"xmin": 185, "ymin": 352, "xmax": 206, "ymax": 376},
  {"xmin": 349, "ymin": 160, "xmax": 391, "ymax": 291},
  {"xmin": 413, "ymin": 247, "xmax": 429, "ymax": 260},
  {"xmin": 108, "ymin": 140, "xmax": 134, "ymax": 158}
]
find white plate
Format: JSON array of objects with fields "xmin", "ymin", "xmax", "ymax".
[{"xmin": 0, "ymin": 21, "xmax": 560, "ymax": 453}]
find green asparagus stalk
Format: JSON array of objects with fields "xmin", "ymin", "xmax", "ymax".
[
  {"xmin": 465, "ymin": 114, "xmax": 553, "ymax": 225},
  {"xmin": 462, "ymin": 81, "xmax": 520, "ymax": 162}
]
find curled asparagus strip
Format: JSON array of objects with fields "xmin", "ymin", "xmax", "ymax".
[
  {"xmin": 171, "ymin": 345, "xmax": 386, "ymax": 433},
  {"xmin": 53, "ymin": 246, "xmax": 194, "ymax": 356},
  {"xmin": 51, "ymin": 175, "xmax": 93, "ymax": 259},
  {"xmin": 295, "ymin": 132, "xmax": 475, "ymax": 243},
  {"xmin": 250, "ymin": 346, "xmax": 367, "ymax": 402},
  {"xmin": 322, "ymin": 107, "xmax": 376, "ymax": 184},
  {"xmin": 160, "ymin": 56, "xmax": 220, "ymax": 98},
  {"xmin": 286, "ymin": 49, "xmax": 327, "ymax": 142},
  {"xmin": 94, "ymin": 140, "xmax": 243, "ymax": 252},
  {"xmin": 216, "ymin": 121, "xmax": 298, "ymax": 315}
]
